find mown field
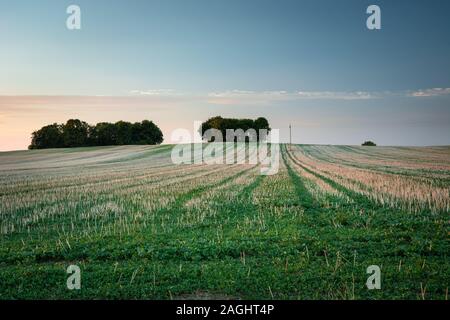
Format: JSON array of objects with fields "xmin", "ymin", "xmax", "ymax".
[{"xmin": 0, "ymin": 144, "xmax": 448, "ymax": 299}]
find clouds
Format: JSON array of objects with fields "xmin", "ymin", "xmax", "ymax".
[
  {"xmin": 126, "ymin": 87, "xmax": 450, "ymax": 106},
  {"xmin": 295, "ymin": 91, "xmax": 374, "ymax": 100},
  {"xmin": 206, "ymin": 90, "xmax": 292, "ymax": 105},
  {"xmin": 126, "ymin": 89, "xmax": 378, "ymax": 106},
  {"xmin": 1, "ymin": 86, "xmax": 450, "ymax": 151},
  {"xmin": 205, "ymin": 90, "xmax": 372, "ymax": 105},
  {"xmin": 408, "ymin": 88, "xmax": 450, "ymax": 97},
  {"xmin": 207, "ymin": 90, "xmax": 374, "ymax": 101},
  {"xmin": 207, "ymin": 90, "xmax": 290, "ymax": 97},
  {"xmin": 209, "ymin": 87, "xmax": 450, "ymax": 101},
  {"xmin": 130, "ymin": 89, "xmax": 178, "ymax": 96}
]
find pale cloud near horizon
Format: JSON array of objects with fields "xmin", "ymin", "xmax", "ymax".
[
  {"xmin": 128, "ymin": 88, "xmax": 450, "ymax": 105},
  {"xmin": 1, "ymin": 88, "xmax": 450, "ymax": 151},
  {"xmin": 296, "ymin": 91, "xmax": 374, "ymax": 100},
  {"xmin": 130, "ymin": 89, "xmax": 179, "ymax": 96},
  {"xmin": 408, "ymin": 88, "xmax": 450, "ymax": 97},
  {"xmin": 207, "ymin": 88, "xmax": 450, "ymax": 103}
]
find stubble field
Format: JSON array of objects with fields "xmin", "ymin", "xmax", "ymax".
[{"xmin": 0, "ymin": 144, "xmax": 448, "ymax": 299}]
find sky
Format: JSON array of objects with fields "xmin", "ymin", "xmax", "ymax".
[{"xmin": 0, "ymin": 0, "xmax": 450, "ymax": 150}]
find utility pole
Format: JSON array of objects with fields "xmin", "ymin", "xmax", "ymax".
[{"xmin": 289, "ymin": 124, "xmax": 292, "ymax": 150}]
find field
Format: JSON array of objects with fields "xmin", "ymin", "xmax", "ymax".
[{"xmin": 0, "ymin": 144, "xmax": 449, "ymax": 299}]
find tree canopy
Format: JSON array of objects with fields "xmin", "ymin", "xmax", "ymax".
[
  {"xmin": 199, "ymin": 116, "xmax": 271, "ymax": 142},
  {"xmin": 29, "ymin": 119, "xmax": 163, "ymax": 149},
  {"xmin": 362, "ymin": 141, "xmax": 377, "ymax": 146}
]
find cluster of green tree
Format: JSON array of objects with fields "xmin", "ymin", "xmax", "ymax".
[
  {"xmin": 29, "ymin": 119, "xmax": 163, "ymax": 149},
  {"xmin": 362, "ymin": 141, "xmax": 377, "ymax": 146},
  {"xmin": 199, "ymin": 116, "xmax": 271, "ymax": 142}
]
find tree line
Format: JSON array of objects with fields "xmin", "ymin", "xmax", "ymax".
[
  {"xmin": 362, "ymin": 141, "xmax": 376, "ymax": 146},
  {"xmin": 199, "ymin": 116, "xmax": 271, "ymax": 142},
  {"xmin": 29, "ymin": 119, "xmax": 163, "ymax": 149}
]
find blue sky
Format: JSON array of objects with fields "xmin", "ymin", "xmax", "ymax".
[{"xmin": 0, "ymin": 0, "xmax": 449, "ymax": 149}]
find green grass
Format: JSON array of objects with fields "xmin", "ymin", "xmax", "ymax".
[{"xmin": 0, "ymin": 144, "xmax": 448, "ymax": 299}]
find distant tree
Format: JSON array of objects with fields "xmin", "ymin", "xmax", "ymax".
[
  {"xmin": 362, "ymin": 141, "xmax": 377, "ymax": 146},
  {"xmin": 199, "ymin": 116, "xmax": 223, "ymax": 141},
  {"xmin": 254, "ymin": 117, "xmax": 270, "ymax": 141},
  {"xmin": 199, "ymin": 116, "xmax": 271, "ymax": 142},
  {"xmin": 139, "ymin": 120, "xmax": 163, "ymax": 145},
  {"xmin": 115, "ymin": 121, "xmax": 133, "ymax": 145},
  {"xmin": 90, "ymin": 122, "xmax": 118, "ymax": 146},
  {"xmin": 29, "ymin": 119, "xmax": 164, "ymax": 149},
  {"xmin": 131, "ymin": 122, "xmax": 142, "ymax": 143},
  {"xmin": 254, "ymin": 117, "xmax": 270, "ymax": 131},
  {"xmin": 29, "ymin": 123, "xmax": 64, "ymax": 149},
  {"xmin": 62, "ymin": 119, "xmax": 91, "ymax": 147}
]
